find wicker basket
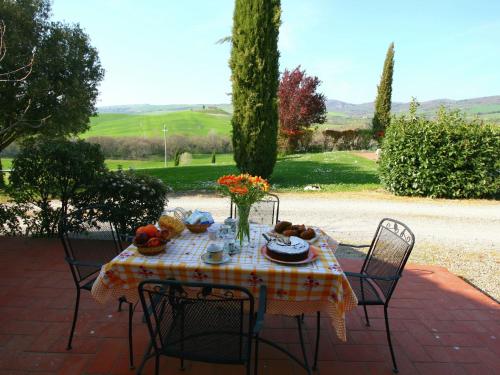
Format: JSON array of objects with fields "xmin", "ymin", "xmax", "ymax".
[
  {"xmin": 185, "ymin": 223, "xmax": 210, "ymax": 233},
  {"xmin": 158, "ymin": 216, "xmax": 185, "ymax": 238},
  {"xmin": 134, "ymin": 241, "xmax": 168, "ymax": 255}
]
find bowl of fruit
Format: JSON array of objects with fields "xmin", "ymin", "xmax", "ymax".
[{"xmin": 133, "ymin": 224, "xmax": 170, "ymax": 255}]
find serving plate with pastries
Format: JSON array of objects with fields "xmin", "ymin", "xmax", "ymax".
[{"xmin": 270, "ymin": 221, "xmax": 319, "ymax": 244}]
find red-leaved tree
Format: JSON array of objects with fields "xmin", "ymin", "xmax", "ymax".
[{"xmin": 278, "ymin": 66, "xmax": 327, "ymax": 152}]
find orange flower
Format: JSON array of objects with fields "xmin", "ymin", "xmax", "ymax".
[
  {"xmin": 217, "ymin": 175, "xmax": 237, "ymax": 186},
  {"xmin": 229, "ymin": 185, "xmax": 249, "ymax": 195}
]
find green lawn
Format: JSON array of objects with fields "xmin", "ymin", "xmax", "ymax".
[
  {"xmin": 83, "ymin": 110, "xmax": 231, "ymax": 138},
  {"xmin": 1, "ymin": 152, "xmax": 380, "ymax": 193},
  {"xmin": 138, "ymin": 152, "xmax": 380, "ymax": 192}
]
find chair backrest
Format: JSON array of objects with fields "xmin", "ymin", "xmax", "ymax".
[
  {"xmin": 230, "ymin": 193, "xmax": 280, "ymax": 225},
  {"xmin": 361, "ymin": 218, "xmax": 415, "ymax": 301},
  {"xmin": 139, "ymin": 279, "xmax": 255, "ymax": 364},
  {"xmin": 59, "ymin": 206, "xmax": 121, "ymax": 283}
]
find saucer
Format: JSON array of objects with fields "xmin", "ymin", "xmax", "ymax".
[{"xmin": 201, "ymin": 253, "xmax": 231, "ymax": 265}]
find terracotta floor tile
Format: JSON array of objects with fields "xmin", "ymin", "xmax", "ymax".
[{"xmin": 1, "ymin": 240, "xmax": 498, "ymax": 374}]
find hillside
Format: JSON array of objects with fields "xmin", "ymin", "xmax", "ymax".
[
  {"xmin": 87, "ymin": 96, "xmax": 499, "ymax": 138},
  {"xmin": 83, "ymin": 110, "xmax": 231, "ymax": 138},
  {"xmin": 325, "ymin": 95, "xmax": 500, "ymax": 118}
]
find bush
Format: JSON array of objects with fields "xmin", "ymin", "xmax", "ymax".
[
  {"xmin": 211, "ymin": 151, "xmax": 216, "ymax": 164},
  {"xmin": 379, "ymin": 107, "xmax": 500, "ymax": 198},
  {"xmin": 317, "ymin": 129, "xmax": 376, "ymax": 151},
  {"xmin": 0, "ymin": 203, "xmax": 25, "ymax": 236},
  {"xmin": 8, "ymin": 138, "xmax": 106, "ymax": 236},
  {"xmin": 77, "ymin": 169, "xmax": 169, "ymax": 236}
]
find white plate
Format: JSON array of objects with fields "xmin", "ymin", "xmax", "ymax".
[{"xmin": 201, "ymin": 253, "xmax": 231, "ymax": 265}]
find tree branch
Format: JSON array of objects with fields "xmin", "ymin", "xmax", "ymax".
[{"xmin": 0, "ymin": 20, "xmax": 36, "ymax": 82}]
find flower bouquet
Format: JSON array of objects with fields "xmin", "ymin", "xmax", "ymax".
[{"xmin": 216, "ymin": 174, "xmax": 270, "ymax": 245}]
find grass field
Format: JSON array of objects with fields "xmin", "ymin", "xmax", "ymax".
[
  {"xmin": 1, "ymin": 152, "xmax": 380, "ymax": 193},
  {"xmin": 139, "ymin": 152, "xmax": 380, "ymax": 192},
  {"xmin": 83, "ymin": 110, "xmax": 231, "ymax": 138}
]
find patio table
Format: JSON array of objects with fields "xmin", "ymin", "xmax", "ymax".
[{"xmin": 91, "ymin": 224, "xmax": 357, "ymax": 341}]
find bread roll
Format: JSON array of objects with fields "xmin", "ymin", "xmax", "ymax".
[{"xmin": 275, "ymin": 221, "xmax": 292, "ymax": 233}]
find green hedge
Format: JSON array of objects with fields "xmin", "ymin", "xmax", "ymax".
[{"xmin": 379, "ymin": 107, "xmax": 500, "ymax": 199}]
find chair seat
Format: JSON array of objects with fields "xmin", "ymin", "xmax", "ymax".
[
  {"xmin": 159, "ymin": 301, "xmax": 250, "ymax": 364},
  {"xmin": 346, "ymin": 275, "xmax": 385, "ymax": 305}
]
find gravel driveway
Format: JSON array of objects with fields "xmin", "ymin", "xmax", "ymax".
[{"xmin": 168, "ymin": 192, "xmax": 500, "ymax": 301}]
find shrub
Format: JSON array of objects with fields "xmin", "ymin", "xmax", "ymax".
[
  {"xmin": 379, "ymin": 107, "xmax": 500, "ymax": 198},
  {"xmin": 8, "ymin": 138, "xmax": 106, "ymax": 236},
  {"xmin": 77, "ymin": 169, "xmax": 169, "ymax": 236},
  {"xmin": 211, "ymin": 151, "xmax": 216, "ymax": 164},
  {"xmin": 174, "ymin": 150, "xmax": 181, "ymax": 166},
  {"xmin": 321, "ymin": 129, "xmax": 375, "ymax": 151},
  {"xmin": 0, "ymin": 203, "xmax": 25, "ymax": 236}
]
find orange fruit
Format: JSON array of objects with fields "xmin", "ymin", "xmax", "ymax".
[
  {"xmin": 144, "ymin": 224, "xmax": 160, "ymax": 238},
  {"xmin": 146, "ymin": 238, "xmax": 162, "ymax": 247}
]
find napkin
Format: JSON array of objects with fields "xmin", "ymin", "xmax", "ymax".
[{"xmin": 185, "ymin": 209, "xmax": 214, "ymax": 225}]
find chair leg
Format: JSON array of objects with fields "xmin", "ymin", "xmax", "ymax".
[
  {"xmin": 154, "ymin": 354, "xmax": 160, "ymax": 375},
  {"xmin": 296, "ymin": 316, "xmax": 312, "ymax": 375},
  {"xmin": 312, "ymin": 311, "xmax": 320, "ymax": 370},
  {"xmin": 67, "ymin": 288, "xmax": 81, "ymax": 350},
  {"xmin": 384, "ymin": 306, "xmax": 398, "ymax": 373},
  {"xmin": 118, "ymin": 296, "xmax": 126, "ymax": 312},
  {"xmin": 128, "ymin": 302, "xmax": 135, "ymax": 369},
  {"xmin": 254, "ymin": 335, "xmax": 260, "ymax": 375},
  {"xmin": 180, "ymin": 358, "xmax": 185, "ymax": 371},
  {"xmin": 363, "ymin": 304, "xmax": 370, "ymax": 327}
]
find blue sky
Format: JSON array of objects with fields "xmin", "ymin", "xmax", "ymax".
[{"xmin": 52, "ymin": 0, "xmax": 500, "ymax": 106}]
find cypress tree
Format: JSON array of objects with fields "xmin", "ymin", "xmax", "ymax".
[
  {"xmin": 372, "ymin": 42, "xmax": 395, "ymax": 138},
  {"xmin": 230, "ymin": 0, "xmax": 281, "ymax": 178}
]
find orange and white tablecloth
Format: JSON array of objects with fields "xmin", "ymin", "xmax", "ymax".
[{"xmin": 91, "ymin": 224, "xmax": 358, "ymax": 340}]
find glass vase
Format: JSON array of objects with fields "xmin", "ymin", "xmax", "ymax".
[{"xmin": 236, "ymin": 204, "xmax": 251, "ymax": 245}]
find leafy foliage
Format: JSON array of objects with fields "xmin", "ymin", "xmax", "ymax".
[
  {"xmin": 8, "ymin": 138, "xmax": 106, "ymax": 236},
  {"xmin": 0, "ymin": 0, "xmax": 104, "ymax": 151},
  {"xmin": 278, "ymin": 66, "xmax": 327, "ymax": 152},
  {"xmin": 79, "ymin": 169, "xmax": 169, "ymax": 236},
  {"xmin": 372, "ymin": 43, "xmax": 395, "ymax": 139},
  {"xmin": 379, "ymin": 105, "xmax": 500, "ymax": 198},
  {"xmin": 230, "ymin": 0, "xmax": 281, "ymax": 178}
]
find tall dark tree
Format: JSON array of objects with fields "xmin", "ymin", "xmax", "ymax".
[
  {"xmin": 0, "ymin": 0, "xmax": 104, "ymax": 152},
  {"xmin": 372, "ymin": 42, "xmax": 395, "ymax": 139},
  {"xmin": 229, "ymin": 0, "xmax": 281, "ymax": 178}
]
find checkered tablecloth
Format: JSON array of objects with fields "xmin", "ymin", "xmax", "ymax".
[{"xmin": 91, "ymin": 224, "xmax": 358, "ymax": 340}]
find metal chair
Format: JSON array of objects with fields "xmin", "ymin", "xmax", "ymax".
[
  {"xmin": 230, "ymin": 193, "xmax": 280, "ymax": 225},
  {"xmin": 311, "ymin": 218, "xmax": 415, "ymax": 373},
  {"xmin": 138, "ymin": 280, "xmax": 267, "ymax": 375},
  {"xmin": 59, "ymin": 206, "xmax": 136, "ymax": 368}
]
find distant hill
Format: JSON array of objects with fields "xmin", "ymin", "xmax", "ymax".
[
  {"xmin": 90, "ymin": 96, "xmax": 499, "ymax": 138},
  {"xmin": 84, "ymin": 110, "xmax": 231, "ymax": 138},
  {"xmin": 325, "ymin": 96, "xmax": 500, "ymax": 117},
  {"xmin": 98, "ymin": 104, "xmax": 232, "ymax": 114},
  {"xmin": 99, "ymin": 96, "xmax": 500, "ymax": 119}
]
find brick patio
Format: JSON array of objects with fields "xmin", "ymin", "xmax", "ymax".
[{"xmin": 0, "ymin": 237, "xmax": 498, "ymax": 375}]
